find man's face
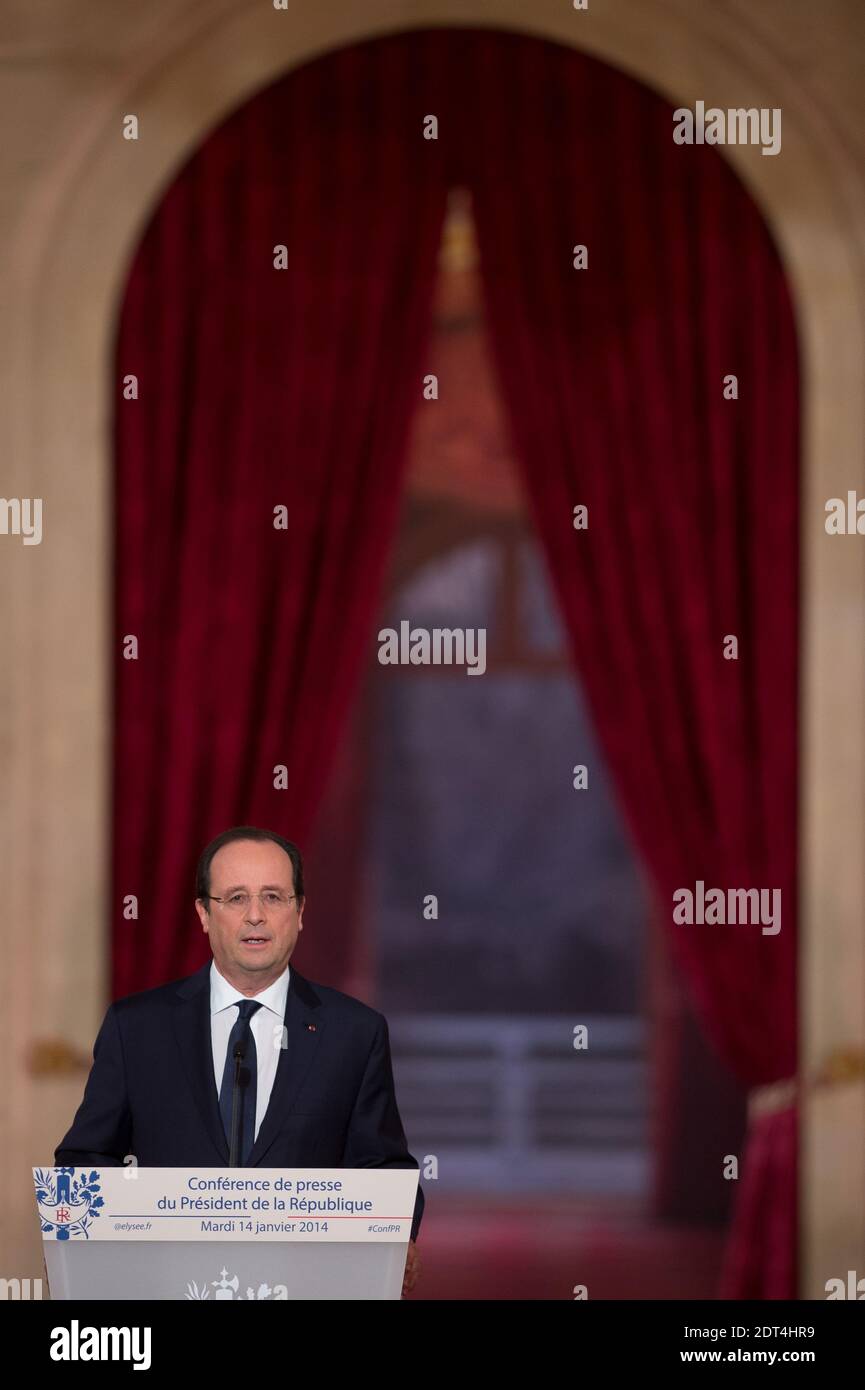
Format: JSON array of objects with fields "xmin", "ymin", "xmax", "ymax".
[{"xmin": 195, "ymin": 839, "xmax": 304, "ymax": 991}]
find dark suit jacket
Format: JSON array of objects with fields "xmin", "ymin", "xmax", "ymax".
[{"xmin": 55, "ymin": 961, "xmax": 424, "ymax": 1241}]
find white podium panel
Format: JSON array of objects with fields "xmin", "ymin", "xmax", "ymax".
[{"xmin": 35, "ymin": 1167, "xmax": 418, "ymax": 1301}]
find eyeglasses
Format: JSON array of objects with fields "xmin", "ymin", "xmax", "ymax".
[{"xmin": 207, "ymin": 891, "xmax": 298, "ymax": 913}]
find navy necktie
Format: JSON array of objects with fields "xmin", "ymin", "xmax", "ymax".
[{"xmin": 219, "ymin": 1000, "xmax": 262, "ymax": 1165}]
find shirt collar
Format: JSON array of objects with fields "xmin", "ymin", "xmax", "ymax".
[{"xmin": 209, "ymin": 958, "xmax": 290, "ymax": 1019}]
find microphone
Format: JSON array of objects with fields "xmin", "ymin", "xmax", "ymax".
[{"xmin": 228, "ymin": 1036, "xmax": 249, "ymax": 1168}]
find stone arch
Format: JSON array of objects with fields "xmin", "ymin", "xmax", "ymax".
[{"xmin": 4, "ymin": 0, "xmax": 863, "ymax": 1291}]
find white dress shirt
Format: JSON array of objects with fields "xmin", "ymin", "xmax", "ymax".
[{"xmin": 210, "ymin": 959, "xmax": 290, "ymax": 1141}]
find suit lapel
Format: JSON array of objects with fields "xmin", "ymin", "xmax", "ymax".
[
  {"xmin": 172, "ymin": 962, "xmax": 229, "ymax": 1163},
  {"xmin": 247, "ymin": 967, "xmax": 325, "ymax": 1166}
]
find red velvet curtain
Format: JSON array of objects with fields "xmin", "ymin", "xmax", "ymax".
[
  {"xmin": 460, "ymin": 33, "xmax": 800, "ymax": 1297},
  {"xmin": 113, "ymin": 28, "xmax": 800, "ymax": 1297},
  {"xmin": 112, "ymin": 40, "xmax": 449, "ymax": 994}
]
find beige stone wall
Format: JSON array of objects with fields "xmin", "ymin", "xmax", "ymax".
[{"xmin": 1, "ymin": 0, "xmax": 863, "ymax": 1296}]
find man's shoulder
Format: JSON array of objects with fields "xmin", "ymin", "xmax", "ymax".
[
  {"xmin": 299, "ymin": 975, "xmax": 385, "ymax": 1031},
  {"xmin": 110, "ymin": 963, "xmax": 210, "ymax": 1017},
  {"xmin": 108, "ymin": 964, "xmax": 386, "ymax": 1033}
]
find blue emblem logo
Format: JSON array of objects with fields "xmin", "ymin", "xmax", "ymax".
[{"xmin": 34, "ymin": 1167, "xmax": 103, "ymax": 1240}]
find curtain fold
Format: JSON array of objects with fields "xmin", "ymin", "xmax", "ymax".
[
  {"xmin": 112, "ymin": 39, "xmax": 449, "ymax": 993},
  {"xmin": 113, "ymin": 27, "xmax": 801, "ymax": 1297},
  {"xmin": 461, "ymin": 31, "xmax": 800, "ymax": 1298}
]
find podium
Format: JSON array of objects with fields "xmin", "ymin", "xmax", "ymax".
[{"xmin": 34, "ymin": 1166, "xmax": 418, "ymax": 1300}]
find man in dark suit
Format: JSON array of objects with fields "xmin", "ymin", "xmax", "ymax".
[{"xmin": 55, "ymin": 825, "xmax": 423, "ymax": 1295}]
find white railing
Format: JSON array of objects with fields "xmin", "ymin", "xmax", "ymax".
[{"xmin": 388, "ymin": 1014, "xmax": 649, "ymax": 1194}]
